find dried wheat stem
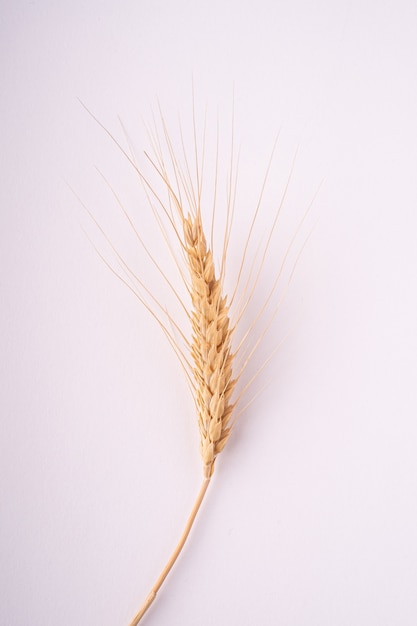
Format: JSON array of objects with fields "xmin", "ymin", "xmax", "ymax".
[
  {"xmin": 128, "ymin": 477, "xmax": 211, "ymax": 625},
  {"xmin": 129, "ymin": 212, "xmax": 236, "ymax": 624}
]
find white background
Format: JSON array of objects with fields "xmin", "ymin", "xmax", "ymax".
[{"xmin": 1, "ymin": 1, "xmax": 417, "ymax": 625}]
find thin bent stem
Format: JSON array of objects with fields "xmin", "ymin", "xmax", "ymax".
[{"xmin": 129, "ymin": 477, "xmax": 212, "ymax": 626}]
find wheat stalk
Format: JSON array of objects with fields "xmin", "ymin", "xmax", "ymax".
[
  {"xmin": 128, "ymin": 201, "xmax": 238, "ymax": 625},
  {"xmin": 125, "ymin": 214, "xmax": 236, "ymax": 625},
  {"xmin": 81, "ymin": 100, "xmax": 309, "ymax": 625}
]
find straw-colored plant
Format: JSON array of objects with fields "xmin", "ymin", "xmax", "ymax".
[{"xmin": 83, "ymin": 101, "xmax": 310, "ymax": 624}]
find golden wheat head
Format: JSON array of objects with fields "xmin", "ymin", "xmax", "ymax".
[
  {"xmin": 184, "ymin": 212, "xmax": 236, "ymax": 477},
  {"xmin": 82, "ymin": 100, "xmax": 310, "ymax": 625}
]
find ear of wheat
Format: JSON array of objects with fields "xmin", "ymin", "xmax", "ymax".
[
  {"xmin": 184, "ymin": 212, "xmax": 235, "ymax": 478},
  {"xmin": 81, "ymin": 101, "xmax": 309, "ymax": 625},
  {"xmin": 127, "ymin": 212, "xmax": 236, "ymax": 625}
]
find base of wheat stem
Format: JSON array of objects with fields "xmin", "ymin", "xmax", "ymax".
[{"xmin": 128, "ymin": 475, "xmax": 212, "ymax": 625}]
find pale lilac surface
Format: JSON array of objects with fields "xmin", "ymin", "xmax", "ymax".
[{"xmin": 1, "ymin": 2, "xmax": 417, "ymax": 625}]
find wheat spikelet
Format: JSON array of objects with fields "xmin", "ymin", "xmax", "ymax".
[{"xmin": 184, "ymin": 212, "xmax": 236, "ymax": 478}]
